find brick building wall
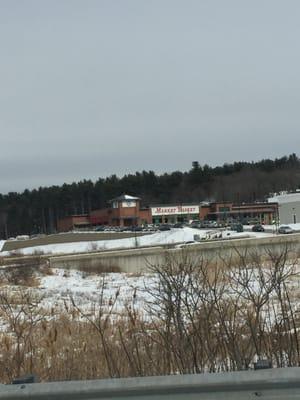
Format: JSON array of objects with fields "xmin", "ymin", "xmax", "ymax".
[{"xmin": 57, "ymin": 215, "xmax": 90, "ymax": 232}]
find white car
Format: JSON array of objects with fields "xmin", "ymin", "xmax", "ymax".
[{"xmin": 278, "ymin": 226, "xmax": 294, "ymax": 234}]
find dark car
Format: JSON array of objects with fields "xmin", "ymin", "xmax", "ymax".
[
  {"xmin": 200, "ymin": 221, "xmax": 210, "ymax": 228},
  {"xmin": 190, "ymin": 222, "xmax": 201, "ymax": 229},
  {"xmin": 252, "ymin": 224, "xmax": 265, "ymax": 232},
  {"xmin": 131, "ymin": 226, "xmax": 143, "ymax": 232},
  {"xmin": 158, "ymin": 224, "xmax": 171, "ymax": 231},
  {"xmin": 230, "ymin": 223, "xmax": 244, "ymax": 232},
  {"xmin": 95, "ymin": 226, "xmax": 105, "ymax": 231},
  {"xmin": 173, "ymin": 223, "xmax": 184, "ymax": 228}
]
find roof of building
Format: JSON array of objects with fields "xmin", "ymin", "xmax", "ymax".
[
  {"xmin": 109, "ymin": 194, "xmax": 140, "ymax": 202},
  {"xmin": 149, "ymin": 203, "xmax": 200, "ymax": 207},
  {"xmin": 268, "ymin": 192, "xmax": 300, "ymax": 204}
]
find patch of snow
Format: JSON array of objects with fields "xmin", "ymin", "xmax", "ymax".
[{"xmin": 37, "ymin": 269, "xmax": 155, "ymax": 314}]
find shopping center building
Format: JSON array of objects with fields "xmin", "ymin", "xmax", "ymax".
[
  {"xmin": 57, "ymin": 194, "xmax": 152, "ymax": 231},
  {"xmin": 57, "ymin": 194, "xmax": 279, "ymax": 232}
]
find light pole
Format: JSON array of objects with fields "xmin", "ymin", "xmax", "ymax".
[
  {"xmin": 292, "ymin": 207, "xmax": 296, "ymax": 224},
  {"xmin": 275, "ymin": 205, "xmax": 279, "ymax": 234}
]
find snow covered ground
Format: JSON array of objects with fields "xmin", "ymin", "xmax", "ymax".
[
  {"xmin": 2, "ymin": 260, "xmax": 299, "ymax": 323},
  {"xmin": 39, "ymin": 269, "xmax": 155, "ymax": 314},
  {"xmin": 0, "ymin": 227, "xmax": 274, "ymax": 257},
  {"xmin": 2, "ymin": 268, "xmax": 156, "ymax": 318}
]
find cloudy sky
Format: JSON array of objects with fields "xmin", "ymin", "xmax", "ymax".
[{"xmin": 1, "ymin": 0, "xmax": 300, "ymax": 193}]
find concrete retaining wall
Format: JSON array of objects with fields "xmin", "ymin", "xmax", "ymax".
[{"xmin": 49, "ymin": 233, "xmax": 300, "ymax": 273}]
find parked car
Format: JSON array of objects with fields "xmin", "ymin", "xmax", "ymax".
[
  {"xmin": 173, "ymin": 223, "xmax": 184, "ymax": 228},
  {"xmin": 131, "ymin": 226, "xmax": 143, "ymax": 232},
  {"xmin": 207, "ymin": 221, "xmax": 219, "ymax": 228},
  {"xmin": 158, "ymin": 224, "xmax": 171, "ymax": 231},
  {"xmin": 95, "ymin": 226, "xmax": 105, "ymax": 231},
  {"xmin": 119, "ymin": 227, "xmax": 130, "ymax": 232},
  {"xmin": 143, "ymin": 225, "xmax": 156, "ymax": 232},
  {"xmin": 200, "ymin": 221, "xmax": 210, "ymax": 228},
  {"xmin": 230, "ymin": 223, "xmax": 244, "ymax": 232},
  {"xmin": 252, "ymin": 224, "xmax": 265, "ymax": 232},
  {"xmin": 278, "ymin": 225, "xmax": 294, "ymax": 234},
  {"xmin": 190, "ymin": 222, "xmax": 201, "ymax": 229},
  {"xmin": 16, "ymin": 235, "xmax": 30, "ymax": 240}
]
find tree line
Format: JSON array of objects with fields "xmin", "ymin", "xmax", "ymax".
[{"xmin": 0, "ymin": 153, "xmax": 300, "ymax": 237}]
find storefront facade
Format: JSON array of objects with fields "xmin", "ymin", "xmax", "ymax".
[
  {"xmin": 151, "ymin": 205, "xmax": 200, "ymax": 224},
  {"xmin": 57, "ymin": 195, "xmax": 279, "ymax": 231}
]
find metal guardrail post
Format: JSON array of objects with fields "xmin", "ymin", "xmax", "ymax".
[{"xmin": 12, "ymin": 374, "xmax": 39, "ymax": 385}]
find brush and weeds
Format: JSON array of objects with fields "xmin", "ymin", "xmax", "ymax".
[{"xmin": 0, "ymin": 245, "xmax": 300, "ymax": 383}]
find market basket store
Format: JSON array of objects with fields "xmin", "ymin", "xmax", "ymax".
[{"xmin": 151, "ymin": 205, "xmax": 200, "ymax": 224}]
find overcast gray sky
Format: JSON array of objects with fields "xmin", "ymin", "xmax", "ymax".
[{"xmin": 1, "ymin": 0, "xmax": 299, "ymax": 193}]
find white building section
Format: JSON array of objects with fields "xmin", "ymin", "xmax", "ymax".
[{"xmin": 268, "ymin": 192, "xmax": 300, "ymax": 224}]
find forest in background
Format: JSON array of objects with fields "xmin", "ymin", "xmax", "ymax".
[{"xmin": 0, "ymin": 153, "xmax": 300, "ymax": 237}]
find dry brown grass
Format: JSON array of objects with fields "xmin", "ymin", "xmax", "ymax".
[
  {"xmin": 0, "ymin": 286, "xmax": 153, "ymax": 382},
  {"xmin": 0, "ymin": 245, "xmax": 300, "ymax": 383},
  {"xmin": 3, "ymin": 266, "xmax": 40, "ymax": 287},
  {"xmin": 39, "ymin": 264, "xmax": 54, "ymax": 276},
  {"xmin": 77, "ymin": 262, "xmax": 121, "ymax": 275},
  {"xmin": 0, "ymin": 256, "xmax": 48, "ymax": 287}
]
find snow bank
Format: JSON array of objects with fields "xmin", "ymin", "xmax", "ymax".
[{"xmin": 0, "ymin": 227, "xmax": 273, "ymax": 257}]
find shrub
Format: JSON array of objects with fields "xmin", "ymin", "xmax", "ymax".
[
  {"xmin": 39, "ymin": 264, "xmax": 54, "ymax": 276},
  {"xmin": 4, "ymin": 266, "xmax": 39, "ymax": 287},
  {"xmin": 77, "ymin": 262, "xmax": 121, "ymax": 275}
]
